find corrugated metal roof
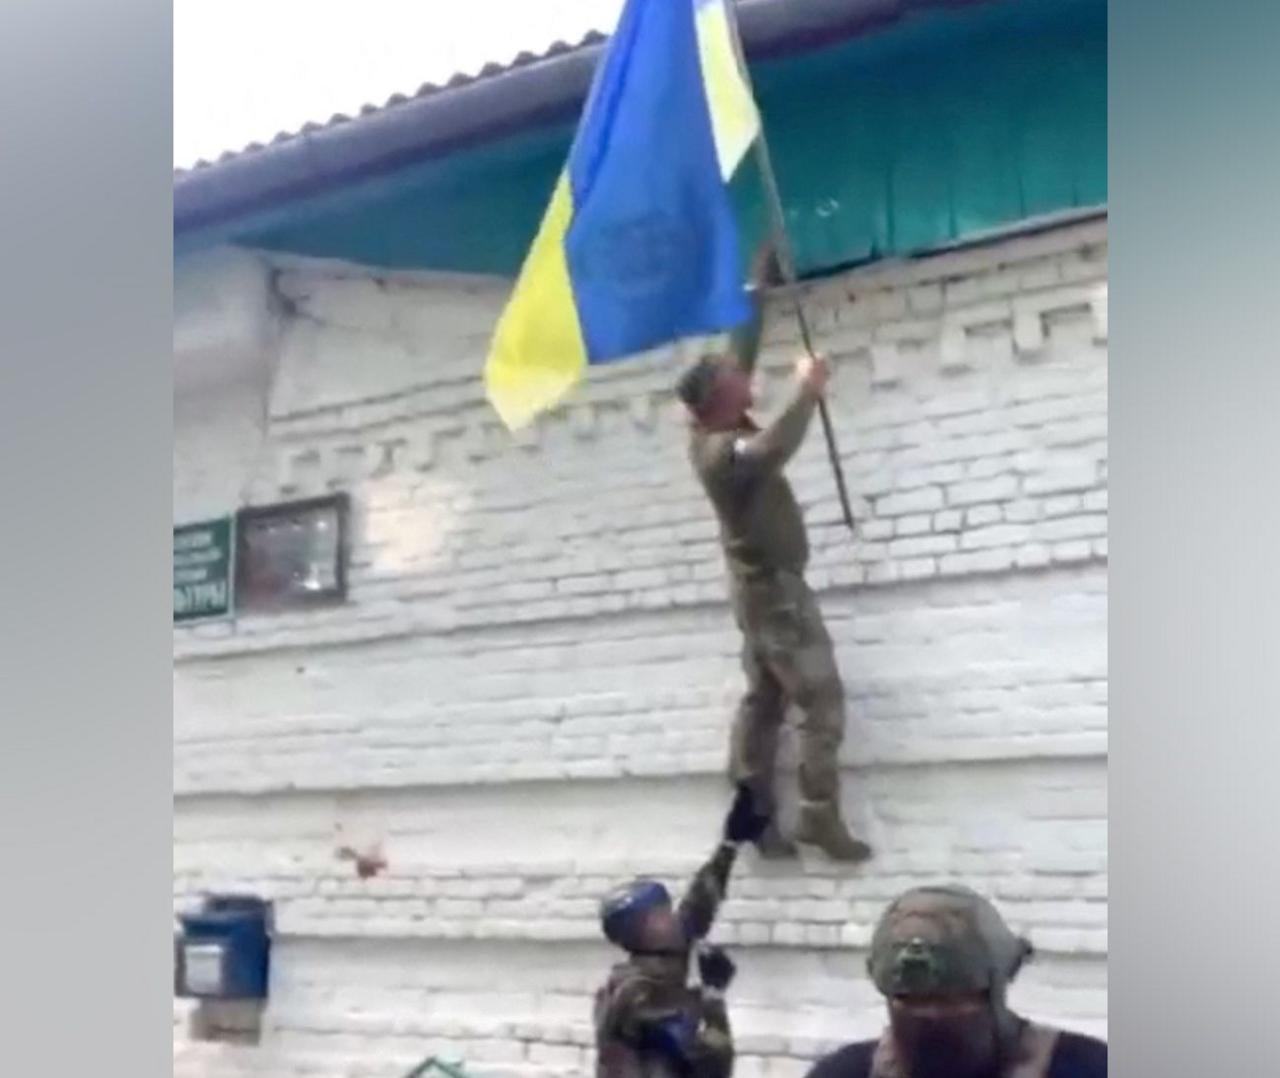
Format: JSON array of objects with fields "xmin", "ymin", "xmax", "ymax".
[
  {"xmin": 174, "ymin": 1, "xmax": 1001, "ymax": 181},
  {"xmin": 176, "ymin": 0, "xmax": 1104, "ymax": 277},
  {"xmin": 173, "ymin": 0, "xmax": 1005, "ymax": 239},
  {"xmin": 174, "ymin": 29, "xmax": 610, "ymax": 176}
]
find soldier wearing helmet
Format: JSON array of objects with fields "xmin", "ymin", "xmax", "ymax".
[
  {"xmin": 593, "ymin": 785, "xmax": 769, "ymax": 1078},
  {"xmin": 805, "ymin": 886, "xmax": 1107, "ymax": 1078}
]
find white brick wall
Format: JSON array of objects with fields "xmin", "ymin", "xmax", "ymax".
[{"xmin": 173, "ymin": 219, "xmax": 1108, "ymax": 1078}]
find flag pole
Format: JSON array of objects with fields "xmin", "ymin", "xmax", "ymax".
[{"xmin": 720, "ymin": 0, "xmax": 857, "ymax": 534}]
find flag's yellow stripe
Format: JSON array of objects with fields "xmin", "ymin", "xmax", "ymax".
[
  {"xmin": 483, "ymin": 172, "xmax": 588, "ymax": 430},
  {"xmin": 485, "ymin": 2, "xmax": 759, "ymax": 430},
  {"xmin": 695, "ymin": 0, "xmax": 760, "ymax": 180}
]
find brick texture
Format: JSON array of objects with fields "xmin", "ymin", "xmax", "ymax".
[{"xmin": 173, "ymin": 219, "xmax": 1109, "ymax": 1078}]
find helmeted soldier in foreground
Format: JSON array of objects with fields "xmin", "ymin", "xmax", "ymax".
[
  {"xmin": 805, "ymin": 885, "xmax": 1107, "ymax": 1078},
  {"xmin": 593, "ymin": 785, "xmax": 769, "ymax": 1078},
  {"xmin": 676, "ymin": 243, "xmax": 870, "ymax": 863}
]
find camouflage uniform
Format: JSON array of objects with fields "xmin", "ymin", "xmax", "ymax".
[
  {"xmin": 594, "ymin": 845, "xmax": 737, "ymax": 1078},
  {"xmin": 686, "ymin": 298, "xmax": 863, "ymax": 858},
  {"xmin": 805, "ymin": 885, "xmax": 1108, "ymax": 1078}
]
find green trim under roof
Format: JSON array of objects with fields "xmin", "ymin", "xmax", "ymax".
[{"xmin": 194, "ymin": 0, "xmax": 1104, "ymax": 277}]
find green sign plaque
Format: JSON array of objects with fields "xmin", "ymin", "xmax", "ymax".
[{"xmin": 174, "ymin": 517, "xmax": 234, "ymax": 622}]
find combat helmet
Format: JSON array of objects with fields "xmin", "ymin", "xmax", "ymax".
[
  {"xmin": 600, "ymin": 878, "xmax": 672, "ymax": 949},
  {"xmin": 867, "ymin": 885, "xmax": 1033, "ymax": 1046}
]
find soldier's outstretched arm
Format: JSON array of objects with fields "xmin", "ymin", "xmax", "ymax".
[
  {"xmin": 732, "ymin": 351, "xmax": 831, "ymax": 476},
  {"xmin": 728, "ymin": 240, "xmax": 780, "ymax": 376},
  {"xmin": 677, "ymin": 841, "xmax": 737, "ymax": 943},
  {"xmin": 729, "ymin": 289, "xmax": 764, "ymax": 378},
  {"xmin": 678, "ymin": 786, "xmax": 771, "ymax": 941},
  {"xmin": 735, "ymin": 381, "xmax": 819, "ymax": 472}
]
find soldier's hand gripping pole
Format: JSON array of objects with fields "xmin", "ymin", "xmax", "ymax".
[
  {"xmin": 794, "ymin": 305, "xmax": 856, "ymax": 535},
  {"xmin": 754, "ymin": 183, "xmax": 855, "ymax": 535},
  {"xmin": 722, "ymin": 0, "xmax": 856, "ymax": 535}
]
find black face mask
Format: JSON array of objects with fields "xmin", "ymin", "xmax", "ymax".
[{"xmin": 890, "ymin": 1007, "xmax": 1000, "ymax": 1078}]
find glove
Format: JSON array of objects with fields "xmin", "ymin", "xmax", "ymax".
[
  {"xmin": 697, "ymin": 944, "xmax": 736, "ymax": 991},
  {"xmin": 723, "ymin": 783, "xmax": 770, "ymax": 845}
]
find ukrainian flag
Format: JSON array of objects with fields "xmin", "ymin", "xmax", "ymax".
[{"xmin": 484, "ymin": 0, "xmax": 761, "ymax": 430}]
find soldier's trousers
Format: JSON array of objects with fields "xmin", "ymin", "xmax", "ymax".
[{"xmin": 727, "ymin": 569, "xmax": 846, "ymax": 819}]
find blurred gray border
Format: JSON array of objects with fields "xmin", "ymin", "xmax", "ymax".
[
  {"xmin": 1110, "ymin": 0, "xmax": 1280, "ymax": 1073},
  {"xmin": 2, "ymin": 0, "xmax": 1279, "ymax": 1074},
  {"xmin": 0, "ymin": 1, "xmax": 172, "ymax": 1075}
]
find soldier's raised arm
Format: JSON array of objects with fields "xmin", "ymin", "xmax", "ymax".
[
  {"xmin": 728, "ymin": 354, "xmax": 829, "ymax": 476},
  {"xmin": 727, "ymin": 240, "xmax": 780, "ymax": 377},
  {"xmin": 678, "ymin": 785, "xmax": 770, "ymax": 942},
  {"xmin": 728, "ymin": 291, "xmax": 764, "ymax": 378}
]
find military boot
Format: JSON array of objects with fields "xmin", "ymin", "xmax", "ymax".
[{"xmin": 793, "ymin": 803, "xmax": 873, "ymax": 863}]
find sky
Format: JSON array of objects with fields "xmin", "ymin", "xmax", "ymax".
[{"xmin": 174, "ymin": 0, "xmax": 626, "ymax": 168}]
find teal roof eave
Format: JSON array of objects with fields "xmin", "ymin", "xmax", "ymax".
[{"xmin": 179, "ymin": 0, "xmax": 1106, "ymax": 278}]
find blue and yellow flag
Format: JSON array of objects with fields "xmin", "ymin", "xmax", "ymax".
[{"xmin": 484, "ymin": 0, "xmax": 761, "ymax": 430}]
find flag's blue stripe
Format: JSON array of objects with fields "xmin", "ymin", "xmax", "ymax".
[{"xmin": 564, "ymin": 0, "xmax": 751, "ymax": 365}]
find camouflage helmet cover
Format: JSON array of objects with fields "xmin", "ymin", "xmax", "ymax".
[{"xmin": 867, "ymin": 885, "xmax": 1032, "ymax": 999}]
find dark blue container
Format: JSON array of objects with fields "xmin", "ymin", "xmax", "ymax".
[{"xmin": 175, "ymin": 895, "xmax": 271, "ymax": 1000}]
